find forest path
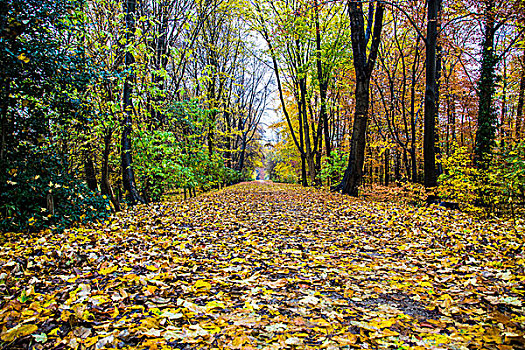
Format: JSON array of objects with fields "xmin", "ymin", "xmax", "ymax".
[{"xmin": 1, "ymin": 182, "xmax": 524, "ymax": 349}]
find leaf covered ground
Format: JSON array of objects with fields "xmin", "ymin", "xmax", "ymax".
[{"xmin": 1, "ymin": 182, "xmax": 524, "ymax": 349}]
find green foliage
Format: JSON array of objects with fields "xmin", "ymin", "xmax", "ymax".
[
  {"xmin": 484, "ymin": 141, "xmax": 525, "ymax": 216},
  {"xmin": 319, "ymin": 150, "xmax": 348, "ymax": 186},
  {"xmin": 0, "ymin": 0, "xmax": 92, "ymax": 154},
  {"xmin": 438, "ymin": 142, "xmax": 525, "ymax": 217},
  {"xmin": 134, "ymin": 130, "xmax": 184, "ymax": 202},
  {"xmin": 133, "ymin": 102, "xmax": 243, "ymax": 201},
  {"xmin": 0, "ymin": 0, "xmax": 107, "ymax": 233},
  {"xmin": 438, "ymin": 144, "xmax": 480, "ymax": 211},
  {"xmin": 0, "ymin": 146, "xmax": 111, "ymax": 233},
  {"xmin": 266, "ymin": 149, "xmax": 299, "ymax": 184}
]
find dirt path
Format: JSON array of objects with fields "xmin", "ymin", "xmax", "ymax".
[{"xmin": 1, "ymin": 182, "xmax": 523, "ymax": 349}]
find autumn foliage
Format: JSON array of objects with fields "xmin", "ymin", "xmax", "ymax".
[{"xmin": 1, "ymin": 183, "xmax": 524, "ymax": 349}]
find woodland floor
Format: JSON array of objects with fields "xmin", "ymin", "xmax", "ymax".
[{"xmin": 1, "ymin": 182, "xmax": 524, "ymax": 349}]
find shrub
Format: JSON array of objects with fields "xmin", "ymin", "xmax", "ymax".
[
  {"xmin": 320, "ymin": 150, "xmax": 348, "ymax": 186},
  {"xmin": 438, "ymin": 141, "xmax": 525, "ymax": 217},
  {"xmin": 437, "ymin": 144, "xmax": 480, "ymax": 212},
  {"xmin": 0, "ymin": 145, "xmax": 111, "ymax": 233}
]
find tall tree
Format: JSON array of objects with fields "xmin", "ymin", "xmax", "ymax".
[
  {"xmin": 423, "ymin": 0, "xmax": 441, "ymax": 188},
  {"xmin": 121, "ymin": 0, "xmax": 145, "ymax": 204},
  {"xmin": 336, "ymin": 1, "xmax": 385, "ymax": 196},
  {"xmin": 516, "ymin": 50, "xmax": 525, "ymax": 140},
  {"xmin": 474, "ymin": 0, "xmax": 498, "ymax": 165}
]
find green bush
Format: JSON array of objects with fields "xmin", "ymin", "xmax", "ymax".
[
  {"xmin": 133, "ymin": 128, "xmax": 243, "ymax": 200},
  {"xmin": 485, "ymin": 141, "xmax": 525, "ymax": 216},
  {"xmin": 134, "ymin": 130, "xmax": 184, "ymax": 202},
  {"xmin": 437, "ymin": 144, "xmax": 480, "ymax": 211},
  {"xmin": 0, "ymin": 146, "xmax": 111, "ymax": 233},
  {"xmin": 438, "ymin": 141, "xmax": 525, "ymax": 217},
  {"xmin": 320, "ymin": 150, "xmax": 348, "ymax": 186}
]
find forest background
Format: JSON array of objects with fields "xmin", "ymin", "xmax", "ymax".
[{"xmin": 1, "ymin": 0, "xmax": 524, "ymax": 233}]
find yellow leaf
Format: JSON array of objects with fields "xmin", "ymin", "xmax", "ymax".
[
  {"xmin": 17, "ymin": 53, "xmax": 30, "ymax": 63},
  {"xmin": 193, "ymin": 280, "xmax": 211, "ymax": 292},
  {"xmin": 139, "ymin": 317, "xmax": 160, "ymax": 330},
  {"xmin": 312, "ymin": 318, "xmax": 331, "ymax": 328},
  {"xmin": 111, "ymin": 306, "xmax": 119, "ymax": 318},
  {"xmin": 333, "ymin": 334, "xmax": 358, "ymax": 345},
  {"xmin": 439, "ymin": 294, "xmax": 453, "ymax": 309},
  {"xmin": 83, "ymin": 336, "xmax": 98, "ymax": 347},
  {"xmin": 1, "ymin": 324, "xmax": 38, "ymax": 342},
  {"xmin": 370, "ymin": 318, "xmax": 397, "ymax": 329},
  {"xmin": 232, "ymin": 334, "xmax": 250, "ymax": 348},
  {"xmin": 200, "ymin": 322, "xmax": 221, "ymax": 334},
  {"xmin": 60, "ymin": 310, "xmax": 71, "ymax": 322},
  {"xmin": 99, "ymin": 265, "xmax": 118, "ymax": 275},
  {"xmin": 370, "ymin": 329, "xmax": 399, "ymax": 339},
  {"xmin": 142, "ymin": 338, "xmax": 163, "ymax": 349},
  {"xmin": 205, "ymin": 300, "xmax": 225, "ymax": 312},
  {"xmin": 144, "ymin": 285, "xmax": 157, "ymax": 296},
  {"xmin": 48, "ymin": 327, "xmax": 60, "ymax": 337}
]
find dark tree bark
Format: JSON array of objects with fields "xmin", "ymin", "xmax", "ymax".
[
  {"xmin": 410, "ymin": 42, "xmax": 419, "ymax": 183},
  {"xmin": 299, "ymin": 72, "xmax": 315, "ymax": 185},
  {"xmin": 423, "ymin": 0, "xmax": 441, "ymax": 188},
  {"xmin": 102, "ymin": 130, "xmax": 121, "ymax": 212},
  {"xmin": 394, "ymin": 148, "xmax": 401, "ymax": 182},
  {"xmin": 517, "ymin": 50, "xmax": 525, "ymax": 140},
  {"xmin": 225, "ymin": 111, "xmax": 232, "ymax": 168},
  {"xmin": 0, "ymin": 80, "xmax": 10, "ymax": 162},
  {"xmin": 384, "ymin": 148, "xmax": 389, "ymax": 186},
  {"xmin": 475, "ymin": 0, "xmax": 498, "ymax": 165},
  {"xmin": 238, "ymin": 132, "xmax": 247, "ymax": 173},
  {"xmin": 336, "ymin": 1, "xmax": 384, "ymax": 196},
  {"xmin": 121, "ymin": 0, "xmax": 144, "ymax": 205},
  {"xmin": 314, "ymin": 0, "xmax": 330, "ymax": 159},
  {"xmin": 295, "ymin": 78, "xmax": 308, "ymax": 186},
  {"xmin": 150, "ymin": 0, "xmax": 169, "ymax": 125},
  {"xmin": 84, "ymin": 152, "xmax": 98, "ymax": 192}
]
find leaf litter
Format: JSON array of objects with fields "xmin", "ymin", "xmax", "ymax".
[{"xmin": 1, "ymin": 182, "xmax": 524, "ymax": 349}]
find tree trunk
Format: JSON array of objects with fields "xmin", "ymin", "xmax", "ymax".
[
  {"xmin": 300, "ymin": 76, "xmax": 315, "ymax": 185},
  {"xmin": 84, "ymin": 152, "xmax": 98, "ymax": 192},
  {"xmin": 121, "ymin": 0, "xmax": 144, "ymax": 205},
  {"xmin": 337, "ymin": 2, "xmax": 384, "ymax": 196},
  {"xmin": 385, "ymin": 148, "xmax": 390, "ymax": 186},
  {"xmin": 300, "ymin": 154, "xmax": 307, "ymax": 186},
  {"xmin": 423, "ymin": 0, "xmax": 441, "ymax": 188},
  {"xmin": 410, "ymin": 42, "xmax": 419, "ymax": 183},
  {"xmin": 260, "ymin": 22, "xmax": 306, "ymax": 182},
  {"xmin": 500, "ymin": 55, "xmax": 507, "ymax": 148},
  {"xmin": 238, "ymin": 133, "xmax": 247, "ymax": 173},
  {"xmin": 225, "ymin": 111, "xmax": 232, "ymax": 168},
  {"xmin": 475, "ymin": 0, "xmax": 497, "ymax": 165},
  {"xmin": 394, "ymin": 148, "xmax": 401, "ymax": 183},
  {"xmin": 102, "ymin": 131, "xmax": 121, "ymax": 212},
  {"xmin": 516, "ymin": 50, "xmax": 525, "ymax": 140},
  {"xmin": 150, "ymin": 1, "xmax": 169, "ymax": 125},
  {"xmin": 314, "ymin": 0, "xmax": 331, "ymax": 159},
  {"xmin": 340, "ymin": 79, "xmax": 371, "ymax": 196},
  {"xmin": 315, "ymin": 151, "xmax": 322, "ymax": 186},
  {"xmin": 0, "ymin": 80, "xmax": 10, "ymax": 162},
  {"xmin": 296, "ymin": 82, "xmax": 308, "ymax": 187}
]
